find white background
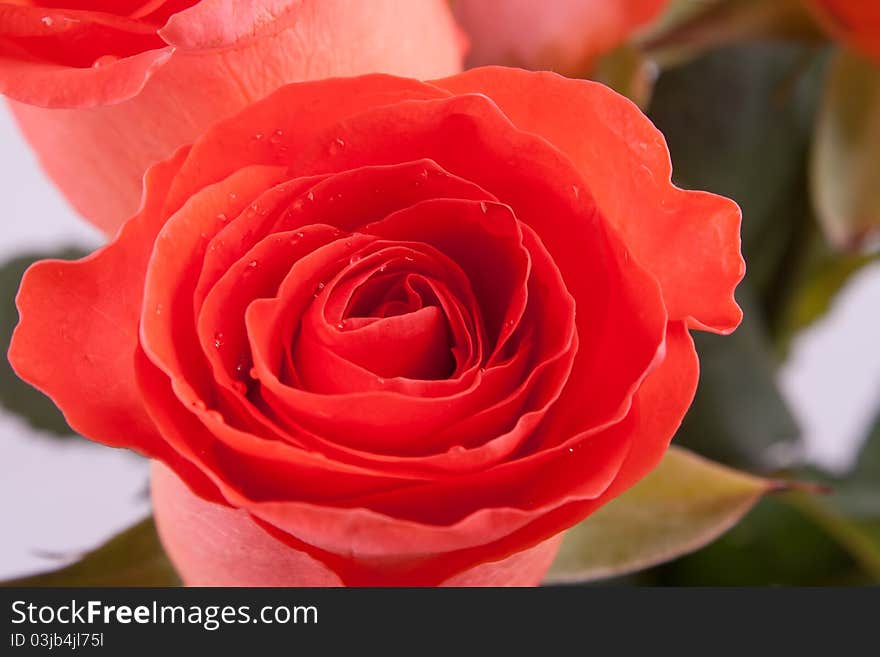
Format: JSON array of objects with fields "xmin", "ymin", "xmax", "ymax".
[{"xmin": 1, "ymin": 104, "xmax": 878, "ymax": 579}]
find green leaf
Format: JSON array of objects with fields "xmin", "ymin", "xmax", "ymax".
[
  {"xmin": 638, "ymin": 495, "xmax": 872, "ymax": 585},
  {"xmin": 811, "ymin": 49, "xmax": 880, "ymax": 251},
  {"xmin": 544, "ymin": 447, "xmax": 779, "ymax": 584},
  {"xmin": 0, "ymin": 249, "xmax": 87, "ymax": 436},
  {"xmin": 1, "ymin": 517, "xmax": 180, "ymax": 587}
]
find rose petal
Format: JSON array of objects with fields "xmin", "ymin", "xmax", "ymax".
[{"xmin": 434, "ymin": 67, "xmax": 745, "ymax": 335}]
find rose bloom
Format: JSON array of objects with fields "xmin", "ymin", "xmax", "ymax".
[
  {"xmin": 0, "ymin": 0, "xmax": 463, "ymax": 234},
  {"xmin": 453, "ymin": 0, "xmax": 668, "ymax": 74},
  {"xmin": 806, "ymin": 0, "xmax": 880, "ymax": 63},
  {"xmin": 10, "ymin": 67, "xmax": 743, "ymax": 586}
]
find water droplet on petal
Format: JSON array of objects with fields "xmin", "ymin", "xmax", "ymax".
[
  {"xmin": 337, "ymin": 320, "xmax": 346, "ymax": 330},
  {"xmin": 329, "ymin": 137, "xmax": 346, "ymax": 155},
  {"xmin": 572, "ymin": 185, "xmax": 580, "ymax": 200},
  {"xmin": 41, "ymin": 16, "xmax": 53, "ymax": 27},
  {"xmin": 155, "ymin": 303, "xmax": 163, "ymax": 316},
  {"xmin": 92, "ymin": 55, "xmax": 118, "ymax": 68},
  {"xmin": 246, "ymin": 260, "xmax": 258, "ymax": 270},
  {"xmin": 479, "ymin": 201, "xmax": 488, "ymax": 214},
  {"xmin": 217, "ymin": 213, "xmax": 228, "ymax": 223},
  {"xmin": 306, "ymin": 191, "xmax": 315, "ymax": 202},
  {"xmin": 213, "ymin": 332, "xmax": 224, "ymax": 349},
  {"xmin": 313, "ymin": 281, "xmax": 325, "ymax": 296}
]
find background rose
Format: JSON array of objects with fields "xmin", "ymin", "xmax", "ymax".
[
  {"xmin": 0, "ymin": 0, "xmax": 464, "ymax": 234},
  {"xmin": 805, "ymin": 0, "xmax": 880, "ymax": 63},
  {"xmin": 453, "ymin": 0, "xmax": 668, "ymax": 74},
  {"xmin": 9, "ymin": 67, "xmax": 743, "ymax": 586}
]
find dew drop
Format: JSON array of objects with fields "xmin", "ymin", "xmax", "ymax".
[
  {"xmin": 213, "ymin": 332, "xmax": 224, "ymax": 349},
  {"xmin": 246, "ymin": 260, "xmax": 258, "ymax": 270},
  {"xmin": 155, "ymin": 303, "xmax": 163, "ymax": 316},
  {"xmin": 349, "ymin": 253, "xmax": 362, "ymax": 264},
  {"xmin": 403, "ymin": 256, "xmax": 415, "ymax": 263},
  {"xmin": 572, "ymin": 185, "xmax": 580, "ymax": 200},
  {"xmin": 228, "ymin": 192, "xmax": 238, "ymax": 202},
  {"xmin": 270, "ymin": 129, "xmax": 284, "ymax": 145},
  {"xmin": 92, "ymin": 55, "xmax": 117, "ymax": 68},
  {"xmin": 232, "ymin": 381, "xmax": 248, "ymax": 395},
  {"xmin": 337, "ymin": 320, "xmax": 346, "ymax": 330},
  {"xmin": 253, "ymin": 133, "xmax": 265, "ymax": 142},
  {"xmin": 306, "ymin": 191, "xmax": 315, "ymax": 202},
  {"xmin": 40, "ymin": 16, "xmax": 53, "ymax": 27},
  {"xmin": 479, "ymin": 201, "xmax": 488, "ymax": 214},
  {"xmin": 313, "ymin": 281, "xmax": 326, "ymax": 296},
  {"xmin": 329, "ymin": 137, "xmax": 346, "ymax": 155},
  {"xmin": 294, "ymin": 231, "xmax": 305, "ymax": 239},
  {"xmin": 568, "ymin": 448, "xmax": 574, "ymax": 454},
  {"xmin": 217, "ymin": 213, "xmax": 228, "ymax": 223}
]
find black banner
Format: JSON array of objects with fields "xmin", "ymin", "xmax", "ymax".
[{"xmin": 2, "ymin": 587, "xmax": 877, "ymax": 653}]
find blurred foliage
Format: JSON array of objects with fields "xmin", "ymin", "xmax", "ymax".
[
  {"xmin": 625, "ymin": 32, "xmax": 880, "ymax": 586},
  {"xmin": 811, "ymin": 50, "xmax": 880, "ymax": 251},
  {"xmin": 642, "ymin": 0, "xmax": 824, "ymax": 68},
  {"xmin": 1, "ymin": 517, "xmax": 179, "ymax": 587},
  {"xmin": 0, "ymin": 249, "xmax": 85, "ymax": 436},
  {"xmin": 647, "ymin": 42, "xmax": 830, "ymax": 469},
  {"xmin": 676, "ymin": 291, "xmax": 800, "ymax": 470},
  {"xmin": 591, "ymin": 44, "xmax": 658, "ymax": 109},
  {"xmin": 547, "ymin": 447, "xmax": 777, "ymax": 583}
]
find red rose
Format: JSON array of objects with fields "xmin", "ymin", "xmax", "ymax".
[
  {"xmin": 453, "ymin": 0, "xmax": 668, "ymax": 74},
  {"xmin": 9, "ymin": 67, "xmax": 743, "ymax": 586},
  {"xmin": 0, "ymin": 0, "xmax": 464, "ymax": 234}
]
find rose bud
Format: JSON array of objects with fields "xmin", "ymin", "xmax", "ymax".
[
  {"xmin": 9, "ymin": 68, "xmax": 744, "ymax": 586},
  {"xmin": 453, "ymin": 0, "xmax": 667, "ymax": 74},
  {"xmin": 0, "ymin": 0, "xmax": 464, "ymax": 234}
]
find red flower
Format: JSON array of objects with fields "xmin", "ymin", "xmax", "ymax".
[
  {"xmin": 0, "ymin": 0, "xmax": 464, "ymax": 234},
  {"xmin": 9, "ymin": 68, "xmax": 744, "ymax": 586},
  {"xmin": 453, "ymin": 0, "xmax": 668, "ymax": 74},
  {"xmin": 807, "ymin": 0, "xmax": 880, "ymax": 63}
]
